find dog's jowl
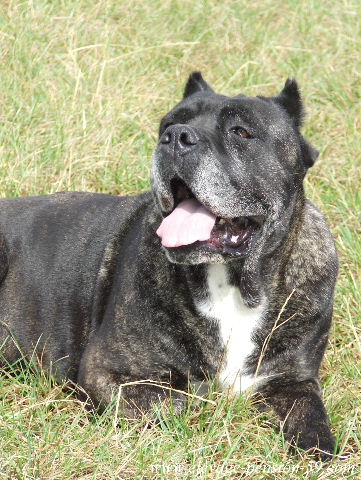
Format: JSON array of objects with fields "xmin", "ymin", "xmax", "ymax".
[{"xmin": 0, "ymin": 72, "xmax": 338, "ymax": 459}]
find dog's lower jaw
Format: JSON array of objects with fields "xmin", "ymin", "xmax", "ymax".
[{"xmin": 163, "ymin": 245, "xmax": 230, "ymax": 265}]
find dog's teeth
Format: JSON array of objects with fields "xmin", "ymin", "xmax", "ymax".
[{"xmin": 218, "ymin": 218, "xmax": 226, "ymax": 225}]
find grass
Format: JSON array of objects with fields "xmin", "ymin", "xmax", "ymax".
[{"xmin": 0, "ymin": 0, "xmax": 360, "ymax": 478}]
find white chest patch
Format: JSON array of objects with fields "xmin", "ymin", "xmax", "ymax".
[{"xmin": 196, "ymin": 264, "xmax": 265, "ymax": 393}]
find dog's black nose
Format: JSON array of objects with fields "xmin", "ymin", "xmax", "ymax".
[{"xmin": 160, "ymin": 125, "xmax": 198, "ymax": 153}]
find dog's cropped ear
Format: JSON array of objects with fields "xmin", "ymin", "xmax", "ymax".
[
  {"xmin": 274, "ymin": 79, "xmax": 304, "ymax": 129},
  {"xmin": 183, "ymin": 71, "xmax": 214, "ymax": 98},
  {"xmin": 275, "ymin": 79, "xmax": 318, "ymax": 168}
]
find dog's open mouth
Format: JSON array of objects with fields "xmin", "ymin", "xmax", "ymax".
[
  {"xmin": 156, "ymin": 179, "xmax": 263, "ymax": 255},
  {"xmin": 208, "ymin": 215, "xmax": 260, "ymax": 250}
]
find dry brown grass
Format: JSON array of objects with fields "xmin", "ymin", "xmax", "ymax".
[{"xmin": 0, "ymin": 0, "xmax": 360, "ymax": 478}]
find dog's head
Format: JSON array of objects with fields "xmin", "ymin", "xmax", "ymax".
[{"xmin": 152, "ymin": 72, "xmax": 318, "ymax": 265}]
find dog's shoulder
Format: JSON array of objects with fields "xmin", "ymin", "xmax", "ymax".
[
  {"xmin": 0, "ymin": 191, "xmax": 154, "ymax": 280},
  {"xmin": 284, "ymin": 199, "xmax": 338, "ymax": 292}
]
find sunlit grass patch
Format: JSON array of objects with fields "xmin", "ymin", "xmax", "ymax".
[{"xmin": 0, "ymin": 0, "xmax": 360, "ymax": 478}]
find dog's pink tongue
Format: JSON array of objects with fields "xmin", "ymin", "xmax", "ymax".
[{"xmin": 156, "ymin": 198, "xmax": 216, "ymax": 248}]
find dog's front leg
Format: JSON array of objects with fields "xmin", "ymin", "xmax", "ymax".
[
  {"xmin": 77, "ymin": 351, "xmax": 186, "ymax": 418},
  {"xmin": 255, "ymin": 378, "xmax": 335, "ymax": 461}
]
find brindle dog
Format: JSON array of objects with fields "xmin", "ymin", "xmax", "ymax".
[{"xmin": 0, "ymin": 73, "xmax": 338, "ymax": 460}]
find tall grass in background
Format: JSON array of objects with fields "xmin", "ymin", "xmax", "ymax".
[{"xmin": 0, "ymin": 0, "xmax": 360, "ymax": 478}]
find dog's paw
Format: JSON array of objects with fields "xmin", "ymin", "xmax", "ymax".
[{"xmin": 286, "ymin": 425, "xmax": 335, "ymax": 462}]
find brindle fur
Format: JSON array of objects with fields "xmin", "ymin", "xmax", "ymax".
[{"xmin": 0, "ymin": 73, "xmax": 338, "ymax": 460}]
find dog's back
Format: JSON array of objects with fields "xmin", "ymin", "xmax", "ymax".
[{"xmin": 0, "ymin": 191, "xmax": 151, "ymax": 379}]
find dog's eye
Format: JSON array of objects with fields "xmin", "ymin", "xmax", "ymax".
[{"xmin": 230, "ymin": 126, "xmax": 252, "ymax": 139}]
